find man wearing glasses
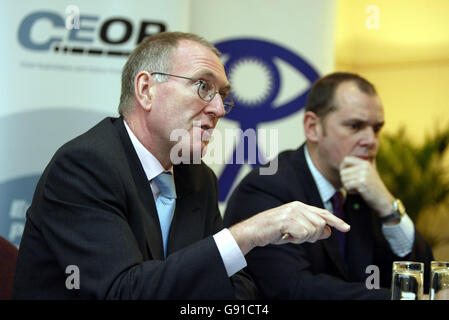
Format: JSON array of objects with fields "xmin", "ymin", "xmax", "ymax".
[{"xmin": 13, "ymin": 32, "xmax": 349, "ymax": 299}]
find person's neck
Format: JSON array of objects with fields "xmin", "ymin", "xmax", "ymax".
[
  {"xmin": 124, "ymin": 115, "xmax": 173, "ymax": 171},
  {"xmin": 306, "ymin": 142, "xmax": 342, "ymax": 189}
]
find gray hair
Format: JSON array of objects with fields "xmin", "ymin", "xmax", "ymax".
[{"xmin": 118, "ymin": 32, "xmax": 220, "ymax": 117}]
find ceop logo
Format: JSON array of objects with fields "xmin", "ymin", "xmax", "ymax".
[{"xmin": 17, "ymin": 9, "xmax": 166, "ymax": 56}]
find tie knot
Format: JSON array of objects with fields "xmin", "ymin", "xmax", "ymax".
[
  {"xmin": 154, "ymin": 172, "xmax": 176, "ymax": 199},
  {"xmin": 331, "ymin": 190, "xmax": 344, "ymax": 215}
]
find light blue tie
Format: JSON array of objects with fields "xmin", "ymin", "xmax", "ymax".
[{"xmin": 153, "ymin": 172, "xmax": 176, "ymax": 258}]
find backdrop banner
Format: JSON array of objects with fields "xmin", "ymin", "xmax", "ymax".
[
  {"xmin": 0, "ymin": 0, "xmax": 189, "ymax": 246},
  {"xmin": 190, "ymin": 0, "xmax": 336, "ymax": 212},
  {"xmin": 0, "ymin": 0, "xmax": 336, "ymax": 246}
]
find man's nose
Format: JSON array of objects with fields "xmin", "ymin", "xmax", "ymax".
[
  {"xmin": 360, "ymin": 126, "xmax": 378, "ymax": 147},
  {"xmin": 204, "ymin": 94, "xmax": 226, "ymax": 118}
]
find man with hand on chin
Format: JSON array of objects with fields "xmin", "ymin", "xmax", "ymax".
[
  {"xmin": 340, "ymin": 156, "xmax": 397, "ymax": 226},
  {"xmin": 224, "ymin": 72, "xmax": 433, "ymax": 299}
]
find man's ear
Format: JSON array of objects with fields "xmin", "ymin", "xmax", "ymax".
[
  {"xmin": 134, "ymin": 71, "xmax": 154, "ymax": 112},
  {"xmin": 303, "ymin": 111, "xmax": 322, "ymax": 143}
]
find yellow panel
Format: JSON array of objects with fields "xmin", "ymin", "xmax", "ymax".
[
  {"xmin": 336, "ymin": 0, "xmax": 449, "ymax": 65},
  {"xmin": 335, "ymin": 0, "xmax": 449, "ymax": 143}
]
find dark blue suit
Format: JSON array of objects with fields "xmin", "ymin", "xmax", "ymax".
[
  {"xmin": 13, "ymin": 117, "xmax": 255, "ymax": 299},
  {"xmin": 224, "ymin": 145, "xmax": 433, "ymax": 299}
]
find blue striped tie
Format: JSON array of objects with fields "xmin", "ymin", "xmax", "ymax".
[{"xmin": 153, "ymin": 172, "xmax": 176, "ymax": 258}]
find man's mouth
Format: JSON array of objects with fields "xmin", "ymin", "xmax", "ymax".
[
  {"xmin": 199, "ymin": 124, "xmax": 214, "ymax": 141},
  {"xmin": 356, "ymin": 155, "xmax": 375, "ymax": 162}
]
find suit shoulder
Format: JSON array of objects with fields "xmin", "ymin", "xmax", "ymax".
[
  {"xmin": 245, "ymin": 149, "xmax": 301, "ymax": 182},
  {"xmin": 227, "ymin": 148, "xmax": 312, "ymax": 205},
  {"xmin": 56, "ymin": 117, "xmax": 118, "ymax": 154},
  {"xmin": 41, "ymin": 118, "xmax": 124, "ymax": 183}
]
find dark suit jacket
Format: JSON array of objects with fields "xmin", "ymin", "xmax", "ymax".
[
  {"xmin": 13, "ymin": 117, "xmax": 255, "ymax": 299},
  {"xmin": 224, "ymin": 145, "xmax": 433, "ymax": 300}
]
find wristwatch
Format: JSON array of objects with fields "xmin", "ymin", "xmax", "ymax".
[{"xmin": 380, "ymin": 199, "xmax": 406, "ymax": 224}]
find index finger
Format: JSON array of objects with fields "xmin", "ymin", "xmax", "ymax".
[
  {"xmin": 339, "ymin": 156, "xmax": 363, "ymax": 170},
  {"xmin": 318, "ymin": 209, "xmax": 351, "ymax": 233}
]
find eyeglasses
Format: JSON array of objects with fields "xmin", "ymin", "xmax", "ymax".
[{"xmin": 150, "ymin": 72, "xmax": 234, "ymax": 114}]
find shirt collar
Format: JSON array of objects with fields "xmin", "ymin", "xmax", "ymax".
[
  {"xmin": 123, "ymin": 120, "xmax": 173, "ymax": 181},
  {"xmin": 304, "ymin": 145, "xmax": 336, "ymax": 204}
]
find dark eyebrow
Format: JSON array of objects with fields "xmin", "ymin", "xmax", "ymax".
[
  {"xmin": 342, "ymin": 118, "xmax": 366, "ymax": 125},
  {"xmin": 342, "ymin": 117, "xmax": 384, "ymax": 125}
]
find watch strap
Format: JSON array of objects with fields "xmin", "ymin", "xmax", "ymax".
[
  {"xmin": 380, "ymin": 211, "xmax": 401, "ymax": 223},
  {"xmin": 380, "ymin": 199, "xmax": 405, "ymax": 224}
]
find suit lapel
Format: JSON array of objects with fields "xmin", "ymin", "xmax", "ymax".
[
  {"xmin": 293, "ymin": 145, "xmax": 348, "ymax": 278},
  {"xmin": 112, "ymin": 117, "xmax": 164, "ymax": 260}
]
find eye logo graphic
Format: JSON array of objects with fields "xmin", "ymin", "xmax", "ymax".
[{"xmin": 214, "ymin": 38, "xmax": 319, "ymax": 202}]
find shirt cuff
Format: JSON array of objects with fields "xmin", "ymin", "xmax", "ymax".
[
  {"xmin": 382, "ymin": 213, "xmax": 415, "ymax": 257},
  {"xmin": 213, "ymin": 228, "xmax": 247, "ymax": 277}
]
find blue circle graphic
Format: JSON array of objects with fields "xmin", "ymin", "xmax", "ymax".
[
  {"xmin": 214, "ymin": 38, "xmax": 320, "ymax": 202},
  {"xmin": 216, "ymin": 38, "xmax": 319, "ymax": 126}
]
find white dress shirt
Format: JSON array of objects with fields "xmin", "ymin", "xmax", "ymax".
[
  {"xmin": 304, "ymin": 145, "xmax": 414, "ymax": 257},
  {"xmin": 123, "ymin": 121, "xmax": 246, "ymax": 276}
]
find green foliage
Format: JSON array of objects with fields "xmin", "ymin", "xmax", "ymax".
[{"xmin": 377, "ymin": 125, "xmax": 449, "ymax": 222}]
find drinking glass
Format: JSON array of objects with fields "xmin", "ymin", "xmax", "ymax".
[
  {"xmin": 391, "ymin": 261, "xmax": 424, "ymax": 300},
  {"xmin": 430, "ymin": 261, "xmax": 449, "ymax": 300}
]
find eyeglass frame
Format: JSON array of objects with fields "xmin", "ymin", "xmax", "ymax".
[{"xmin": 150, "ymin": 72, "xmax": 235, "ymax": 114}]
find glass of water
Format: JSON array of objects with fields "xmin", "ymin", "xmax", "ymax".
[
  {"xmin": 391, "ymin": 261, "xmax": 424, "ymax": 300},
  {"xmin": 430, "ymin": 261, "xmax": 449, "ymax": 300}
]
